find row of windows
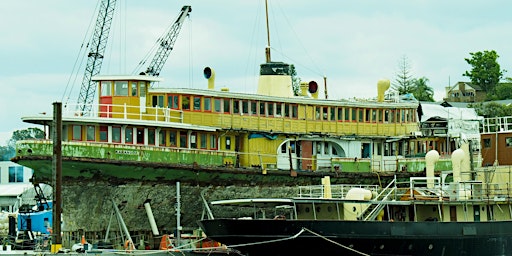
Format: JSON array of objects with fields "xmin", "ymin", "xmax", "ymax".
[
  {"xmin": 100, "ymin": 81, "xmax": 147, "ymax": 97},
  {"xmin": 152, "ymin": 94, "xmax": 417, "ymax": 123},
  {"xmin": 70, "ymin": 125, "xmax": 219, "ymax": 150},
  {"xmin": 483, "ymin": 137, "xmax": 512, "ymax": 148}
]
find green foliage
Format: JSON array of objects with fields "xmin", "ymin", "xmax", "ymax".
[
  {"xmin": 469, "ymin": 102, "xmax": 512, "ymax": 118},
  {"xmin": 1, "ymin": 127, "xmax": 45, "ymax": 160},
  {"xmin": 289, "ymin": 64, "xmax": 301, "ymax": 96},
  {"xmin": 412, "ymin": 77, "xmax": 435, "ymax": 102},
  {"xmin": 494, "ymin": 83, "xmax": 512, "ymax": 100},
  {"xmin": 392, "ymin": 55, "xmax": 415, "ymax": 94},
  {"xmin": 463, "ymin": 50, "xmax": 505, "ymax": 97}
]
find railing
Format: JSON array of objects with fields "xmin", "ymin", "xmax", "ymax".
[
  {"xmin": 62, "ymin": 103, "xmax": 184, "ymax": 123},
  {"xmin": 481, "ymin": 116, "xmax": 512, "ymax": 133},
  {"xmin": 297, "ymin": 184, "xmax": 379, "ymax": 199}
]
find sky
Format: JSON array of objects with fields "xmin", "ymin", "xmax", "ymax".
[{"xmin": 1, "ymin": 0, "xmax": 512, "ymax": 145}]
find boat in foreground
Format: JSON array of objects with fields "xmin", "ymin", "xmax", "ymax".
[{"xmin": 199, "ymin": 143, "xmax": 512, "ymax": 256}]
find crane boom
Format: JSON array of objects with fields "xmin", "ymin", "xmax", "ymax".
[
  {"xmin": 76, "ymin": 0, "xmax": 117, "ymax": 115},
  {"xmin": 143, "ymin": 5, "xmax": 191, "ymax": 78}
]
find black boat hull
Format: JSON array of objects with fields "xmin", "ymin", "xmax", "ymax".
[{"xmin": 199, "ymin": 219, "xmax": 512, "ymax": 256}]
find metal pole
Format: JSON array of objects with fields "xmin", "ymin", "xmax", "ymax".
[
  {"xmin": 52, "ymin": 102, "xmax": 63, "ymax": 252},
  {"xmin": 176, "ymin": 182, "xmax": 181, "ymax": 246}
]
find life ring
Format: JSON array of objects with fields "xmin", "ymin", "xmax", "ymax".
[{"xmin": 124, "ymin": 240, "xmax": 135, "ymax": 252}]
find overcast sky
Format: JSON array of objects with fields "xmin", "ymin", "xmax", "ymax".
[{"xmin": 1, "ymin": 0, "xmax": 511, "ymax": 145}]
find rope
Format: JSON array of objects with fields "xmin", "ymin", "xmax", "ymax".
[
  {"xmin": 226, "ymin": 228, "xmax": 305, "ymax": 248},
  {"xmin": 302, "ymin": 228, "xmax": 370, "ymax": 256}
]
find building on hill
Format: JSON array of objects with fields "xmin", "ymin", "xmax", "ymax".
[{"xmin": 444, "ymin": 82, "xmax": 486, "ymax": 102}]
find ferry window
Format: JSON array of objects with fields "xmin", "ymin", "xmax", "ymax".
[
  {"xmin": 139, "ymin": 82, "xmax": 146, "ymax": 98},
  {"xmin": 190, "ymin": 132, "xmax": 197, "ymax": 148},
  {"xmin": 179, "ymin": 132, "xmax": 187, "ymax": 148},
  {"xmin": 204, "ymin": 97, "xmax": 212, "ymax": 112},
  {"xmin": 125, "ymin": 127, "xmax": 133, "ymax": 144},
  {"xmin": 193, "ymin": 96, "xmax": 201, "ymax": 111},
  {"xmin": 242, "ymin": 100, "xmax": 249, "ymax": 114},
  {"xmin": 323, "ymin": 107, "xmax": 328, "ymax": 120},
  {"xmin": 131, "ymin": 82, "xmax": 138, "ymax": 96},
  {"xmin": 260, "ymin": 101, "xmax": 266, "ymax": 116},
  {"xmin": 315, "ymin": 107, "xmax": 321, "ymax": 120},
  {"xmin": 284, "ymin": 104, "xmax": 290, "ymax": 117},
  {"xmin": 114, "ymin": 81, "xmax": 128, "ymax": 96},
  {"xmin": 152, "ymin": 95, "xmax": 164, "ymax": 108},
  {"xmin": 210, "ymin": 134, "xmax": 218, "ymax": 149},
  {"xmin": 72, "ymin": 125, "xmax": 82, "ymax": 141},
  {"xmin": 281, "ymin": 143, "xmax": 287, "ymax": 153},
  {"xmin": 99, "ymin": 126, "xmax": 108, "ymax": 142},
  {"xmin": 291, "ymin": 105, "xmax": 298, "ymax": 118},
  {"xmin": 182, "ymin": 96, "xmax": 190, "ymax": 110},
  {"xmin": 169, "ymin": 131, "xmax": 177, "ymax": 147},
  {"xmin": 351, "ymin": 108, "xmax": 357, "ymax": 122},
  {"xmin": 330, "ymin": 107, "xmax": 335, "ymax": 121},
  {"xmin": 359, "ymin": 109, "xmax": 364, "ymax": 122},
  {"xmin": 290, "ymin": 141, "xmax": 295, "ymax": 153},
  {"xmin": 401, "ymin": 110, "xmax": 405, "ymax": 122},
  {"xmin": 378, "ymin": 110, "xmax": 383, "ymax": 122},
  {"xmin": 268, "ymin": 103, "xmax": 274, "ymax": 116},
  {"xmin": 365, "ymin": 109, "xmax": 370, "ymax": 122},
  {"xmin": 225, "ymin": 136, "xmax": 231, "ymax": 150},
  {"xmin": 200, "ymin": 133, "xmax": 207, "ymax": 149},
  {"xmin": 214, "ymin": 98, "xmax": 222, "ymax": 112},
  {"xmin": 233, "ymin": 100, "xmax": 240, "ymax": 114},
  {"xmin": 324, "ymin": 142, "xmax": 329, "ymax": 154},
  {"xmin": 385, "ymin": 110, "xmax": 390, "ymax": 123},
  {"xmin": 506, "ymin": 137, "xmax": 512, "ymax": 147},
  {"xmin": 483, "ymin": 138, "xmax": 491, "ymax": 148},
  {"xmin": 136, "ymin": 128, "xmax": 144, "ymax": 144},
  {"xmin": 337, "ymin": 108, "xmax": 342, "ymax": 121},
  {"xmin": 276, "ymin": 103, "xmax": 282, "ymax": 117},
  {"xmin": 8, "ymin": 166, "xmax": 24, "ymax": 183},
  {"xmin": 148, "ymin": 129, "xmax": 155, "ymax": 145},
  {"xmin": 159, "ymin": 130, "xmax": 166, "ymax": 146},
  {"xmin": 395, "ymin": 110, "xmax": 400, "ymax": 123},
  {"xmin": 168, "ymin": 95, "xmax": 179, "ymax": 109},
  {"xmin": 100, "ymin": 81, "xmax": 112, "ymax": 96},
  {"xmin": 250, "ymin": 101, "xmax": 257, "ymax": 115},
  {"xmin": 112, "ymin": 126, "xmax": 121, "ymax": 143},
  {"xmin": 223, "ymin": 99, "xmax": 230, "ymax": 113},
  {"xmin": 344, "ymin": 108, "xmax": 350, "ymax": 121},
  {"xmin": 86, "ymin": 125, "xmax": 95, "ymax": 141}
]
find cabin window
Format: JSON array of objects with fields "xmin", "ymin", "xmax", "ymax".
[
  {"xmin": 182, "ymin": 96, "xmax": 190, "ymax": 110},
  {"xmin": 148, "ymin": 129, "xmax": 156, "ymax": 145},
  {"xmin": 99, "ymin": 126, "xmax": 108, "ymax": 142},
  {"xmin": 281, "ymin": 143, "xmax": 287, "ymax": 153},
  {"xmin": 358, "ymin": 108, "xmax": 364, "ymax": 122},
  {"xmin": 200, "ymin": 133, "xmax": 207, "ymax": 149},
  {"xmin": 337, "ymin": 107, "xmax": 342, "ymax": 121},
  {"xmin": 190, "ymin": 132, "xmax": 197, "ymax": 148},
  {"xmin": 112, "ymin": 126, "xmax": 121, "ymax": 143},
  {"xmin": 225, "ymin": 136, "xmax": 231, "ymax": 150},
  {"xmin": 344, "ymin": 108, "xmax": 350, "ymax": 121},
  {"xmin": 136, "ymin": 128, "xmax": 144, "ymax": 144},
  {"xmin": 168, "ymin": 95, "xmax": 179, "ymax": 109},
  {"xmin": 152, "ymin": 95, "xmax": 164, "ymax": 108},
  {"xmin": 179, "ymin": 132, "xmax": 187, "ymax": 148},
  {"xmin": 242, "ymin": 100, "xmax": 249, "ymax": 114},
  {"xmin": 330, "ymin": 107, "xmax": 335, "ymax": 121},
  {"xmin": 284, "ymin": 104, "xmax": 290, "ymax": 117},
  {"xmin": 86, "ymin": 125, "xmax": 95, "ymax": 141},
  {"xmin": 169, "ymin": 131, "xmax": 177, "ymax": 147},
  {"xmin": 506, "ymin": 137, "xmax": 512, "ymax": 147},
  {"xmin": 139, "ymin": 82, "xmax": 146, "ymax": 98},
  {"xmin": 268, "ymin": 102, "xmax": 274, "ymax": 116},
  {"xmin": 131, "ymin": 82, "xmax": 138, "ymax": 96},
  {"xmin": 315, "ymin": 107, "xmax": 321, "ymax": 120},
  {"xmin": 276, "ymin": 103, "xmax": 282, "ymax": 117},
  {"xmin": 323, "ymin": 107, "xmax": 328, "ymax": 120},
  {"xmin": 351, "ymin": 108, "xmax": 357, "ymax": 122},
  {"xmin": 223, "ymin": 99, "xmax": 230, "ymax": 113},
  {"xmin": 210, "ymin": 135, "xmax": 218, "ymax": 149},
  {"xmin": 483, "ymin": 139, "xmax": 491, "ymax": 148},
  {"xmin": 8, "ymin": 166, "xmax": 24, "ymax": 183},
  {"xmin": 378, "ymin": 110, "xmax": 383, "ymax": 122},
  {"xmin": 193, "ymin": 96, "xmax": 201, "ymax": 111},
  {"xmin": 291, "ymin": 105, "xmax": 298, "ymax": 119},
  {"xmin": 72, "ymin": 125, "xmax": 82, "ymax": 141},
  {"xmin": 365, "ymin": 109, "xmax": 370, "ymax": 122},
  {"xmin": 159, "ymin": 130, "xmax": 166, "ymax": 146},
  {"xmin": 100, "ymin": 81, "xmax": 112, "ymax": 96},
  {"xmin": 385, "ymin": 110, "xmax": 390, "ymax": 123},
  {"xmin": 260, "ymin": 101, "xmax": 266, "ymax": 116},
  {"xmin": 114, "ymin": 81, "xmax": 128, "ymax": 96},
  {"xmin": 125, "ymin": 127, "xmax": 133, "ymax": 144},
  {"xmin": 214, "ymin": 98, "xmax": 221, "ymax": 112},
  {"xmin": 250, "ymin": 101, "xmax": 257, "ymax": 115},
  {"xmin": 233, "ymin": 100, "xmax": 240, "ymax": 114},
  {"xmin": 324, "ymin": 142, "xmax": 329, "ymax": 154},
  {"xmin": 204, "ymin": 97, "xmax": 212, "ymax": 112},
  {"xmin": 395, "ymin": 110, "xmax": 400, "ymax": 123}
]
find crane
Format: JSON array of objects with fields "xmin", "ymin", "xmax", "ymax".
[
  {"xmin": 140, "ymin": 5, "xmax": 191, "ymax": 79},
  {"xmin": 76, "ymin": 0, "xmax": 117, "ymax": 115}
]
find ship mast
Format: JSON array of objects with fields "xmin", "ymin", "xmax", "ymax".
[{"xmin": 265, "ymin": 0, "xmax": 271, "ymax": 63}]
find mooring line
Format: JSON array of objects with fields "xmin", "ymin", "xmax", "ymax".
[{"xmin": 301, "ymin": 227, "xmax": 370, "ymax": 256}]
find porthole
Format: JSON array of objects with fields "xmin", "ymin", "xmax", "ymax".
[
  {"xmin": 327, "ymin": 206, "xmax": 333, "ymax": 212},
  {"xmin": 27, "ymin": 149, "xmax": 33, "ymax": 154},
  {"xmin": 353, "ymin": 206, "xmax": 356, "ymax": 212},
  {"xmin": 380, "ymin": 245, "xmax": 384, "ymax": 250},
  {"xmin": 428, "ymin": 244, "xmax": 434, "ymax": 250}
]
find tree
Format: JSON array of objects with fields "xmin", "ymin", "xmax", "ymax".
[
  {"xmin": 411, "ymin": 77, "xmax": 435, "ymax": 102},
  {"xmin": 463, "ymin": 50, "xmax": 505, "ymax": 97},
  {"xmin": 494, "ymin": 83, "xmax": 512, "ymax": 100},
  {"xmin": 469, "ymin": 102, "xmax": 512, "ymax": 118},
  {"xmin": 289, "ymin": 64, "xmax": 301, "ymax": 96},
  {"xmin": 1, "ymin": 127, "xmax": 45, "ymax": 160},
  {"xmin": 392, "ymin": 55, "xmax": 415, "ymax": 95}
]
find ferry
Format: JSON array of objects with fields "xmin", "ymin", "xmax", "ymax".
[{"xmin": 199, "ymin": 143, "xmax": 512, "ymax": 256}]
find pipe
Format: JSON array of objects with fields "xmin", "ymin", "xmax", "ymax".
[{"xmin": 143, "ymin": 199, "xmax": 159, "ymax": 236}]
